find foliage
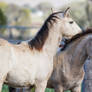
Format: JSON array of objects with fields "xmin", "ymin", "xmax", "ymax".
[
  {"xmin": 36, "ymin": 2, "xmax": 53, "ymax": 19},
  {"xmin": 85, "ymin": 0, "xmax": 92, "ymax": 27},
  {"xmin": 0, "ymin": 2, "xmax": 7, "ymax": 11},
  {"xmin": 15, "ymin": 8, "xmax": 31, "ymax": 26},
  {"xmin": 4, "ymin": 4, "xmax": 31, "ymax": 27},
  {"xmin": 0, "ymin": 3, "xmax": 31, "ymax": 36},
  {"xmin": 37, "ymin": 2, "xmax": 53, "ymax": 13},
  {"xmin": 4, "ymin": 4, "xmax": 31, "ymax": 38},
  {"xmin": 0, "ymin": 8, "xmax": 7, "ymax": 33},
  {"xmin": 0, "ymin": 8, "xmax": 7, "ymax": 25},
  {"xmin": 69, "ymin": 1, "xmax": 88, "ymax": 29},
  {"xmin": 2, "ymin": 85, "xmax": 8, "ymax": 92},
  {"xmin": 60, "ymin": 0, "xmax": 92, "ymax": 29}
]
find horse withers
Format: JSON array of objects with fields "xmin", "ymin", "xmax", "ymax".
[{"xmin": 0, "ymin": 8, "xmax": 81, "ymax": 92}]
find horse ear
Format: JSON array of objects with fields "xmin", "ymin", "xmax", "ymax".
[
  {"xmin": 51, "ymin": 8, "xmax": 54, "ymax": 13},
  {"xmin": 64, "ymin": 7, "xmax": 70, "ymax": 17}
]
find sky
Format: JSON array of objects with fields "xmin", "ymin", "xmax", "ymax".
[{"xmin": 0, "ymin": 0, "xmax": 82, "ymax": 8}]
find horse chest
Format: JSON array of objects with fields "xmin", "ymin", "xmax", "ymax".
[{"xmin": 6, "ymin": 52, "xmax": 53, "ymax": 87}]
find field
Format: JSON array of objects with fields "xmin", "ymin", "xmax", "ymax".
[{"xmin": 2, "ymin": 85, "xmax": 70, "ymax": 92}]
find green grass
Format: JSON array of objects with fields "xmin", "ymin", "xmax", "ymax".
[
  {"xmin": 2, "ymin": 85, "xmax": 9, "ymax": 92},
  {"xmin": 2, "ymin": 85, "xmax": 71, "ymax": 92},
  {"xmin": 30, "ymin": 88, "xmax": 54, "ymax": 92},
  {"xmin": 31, "ymin": 88, "xmax": 70, "ymax": 92}
]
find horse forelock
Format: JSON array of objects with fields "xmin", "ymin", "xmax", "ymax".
[
  {"xmin": 61, "ymin": 28, "xmax": 92, "ymax": 51},
  {"xmin": 28, "ymin": 13, "xmax": 60, "ymax": 51}
]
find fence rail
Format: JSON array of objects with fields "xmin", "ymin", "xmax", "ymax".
[{"xmin": 0, "ymin": 25, "xmax": 40, "ymax": 29}]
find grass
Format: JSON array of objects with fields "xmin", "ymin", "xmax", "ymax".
[
  {"xmin": 31, "ymin": 88, "xmax": 54, "ymax": 92},
  {"xmin": 2, "ymin": 85, "xmax": 9, "ymax": 92},
  {"xmin": 2, "ymin": 85, "xmax": 71, "ymax": 92}
]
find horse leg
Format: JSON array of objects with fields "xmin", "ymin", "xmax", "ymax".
[
  {"xmin": 0, "ymin": 82, "xmax": 3, "ymax": 92},
  {"xmin": 9, "ymin": 86, "xmax": 17, "ymax": 92},
  {"xmin": 54, "ymin": 85, "xmax": 63, "ymax": 92},
  {"xmin": 71, "ymin": 85, "xmax": 81, "ymax": 92},
  {"xmin": 35, "ymin": 80, "xmax": 47, "ymax": 92},
  {"xmin": 0, "ymin": 75, "xmax": 7, "ymax": 92},
  {"xmin": 23, "ymin": 87, "xmax": 31, "ymax": 92},
  {"xmin": 9, "ymin": 87, "xmax": 24, "ymax": 92}
]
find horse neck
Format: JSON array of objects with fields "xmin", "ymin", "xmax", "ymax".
[
  {"xmin": 66, "ymin": 36, "xmax": 91, "ymax": 70},
  {"xmin": 43, "ymin": 25, "xmax": 62, "ymax": 56}
]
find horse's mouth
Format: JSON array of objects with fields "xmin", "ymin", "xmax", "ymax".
[
  {"xmin": 64, "ymin": 35, "xmax": 72, "ymax": 39},
  {"xmin": 63, "ymin": 34, "xmax": 74, "ymax": 39}
]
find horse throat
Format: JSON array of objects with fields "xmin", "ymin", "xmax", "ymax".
[
  {"xmin": 29, "ymin": 23, "xmax": 62, "ymax": 55},
  {"xmin": 43, "ymin": 26, "xmax": 62, "ymax": 55}
]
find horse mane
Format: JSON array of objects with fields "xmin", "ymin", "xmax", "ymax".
[
  {"xmin": 61, "ymin": 28, "xmax": 92, "ymax": 50},
  {"xmin": 28, "ymin": 13, "xmax": 59, "ymax": 51}
]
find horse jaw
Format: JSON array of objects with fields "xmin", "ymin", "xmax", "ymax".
[{"xmin": 60, "ymin": 17, "xmax": 82, "ymax": 38}]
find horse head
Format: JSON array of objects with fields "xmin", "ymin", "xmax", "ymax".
[{"xmin": 50, "ymin": 7, "xmax": 82, "ymax": 38}]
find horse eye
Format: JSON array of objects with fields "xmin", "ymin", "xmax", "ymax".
[{"xmin": 69, "ymin": 21, "xmax": 73, "ymax": 24}]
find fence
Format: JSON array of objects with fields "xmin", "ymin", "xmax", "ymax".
[{"xmin": 0, "ymin": 25, "xmax": 40, "ymax": 41}]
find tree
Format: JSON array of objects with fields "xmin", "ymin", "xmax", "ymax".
[
  {"xmin": 0, "ymin": 8, "xmax": 7, "ymax": 25},
  {"xmin": 0, "ymin": 2, "xmax": 7, "ymax": 11},
  {"xmin": 5, "ymin": 4, "xmax": 31, "ymax": 26},
  {"xmin": 36, "ymin": 2, "xmax": 53, "ymax": 19},
  {"xmin": 37, "ymin": 2, "xmax": 53, "ymax": 13},
  {"xmin": 85, "ymin": 0, "xmax": 92, "ymax": 27},
  {"xmin": 60, "ymin": 0, "xmax": 90, "ymax": 29},
  {"xmin": 0, "ymin": 8, "xmax": 7, "ymax": 33},
  {"xmin": 15, "ymin": 8, "xmax": 31, "ymax": 26}
]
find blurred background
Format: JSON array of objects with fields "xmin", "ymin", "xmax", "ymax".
[
  {"xmin": 0, "ymin": 0, "xmax": 92, "ymax": 41},
  {"xmin": 0, "ymin": 0, "xmax": 92, "ymax": 92}
]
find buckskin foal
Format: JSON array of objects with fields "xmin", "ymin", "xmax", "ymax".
[{"xmin": 0, "ymin": 9, "xmax": 81, "ymax": 92}]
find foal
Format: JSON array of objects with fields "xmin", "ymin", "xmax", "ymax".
[{"xmin": 1, "ymin": 9, "xmax": 81, "ymax": 92}]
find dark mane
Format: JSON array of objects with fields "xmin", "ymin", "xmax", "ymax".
[
  {"xmin": 61, "ymin": 28, "xmax": 92, "ymax": 51},
  {"xmin": 28, "ymin": 13, "xmax": 59, "ymax": 51}
]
